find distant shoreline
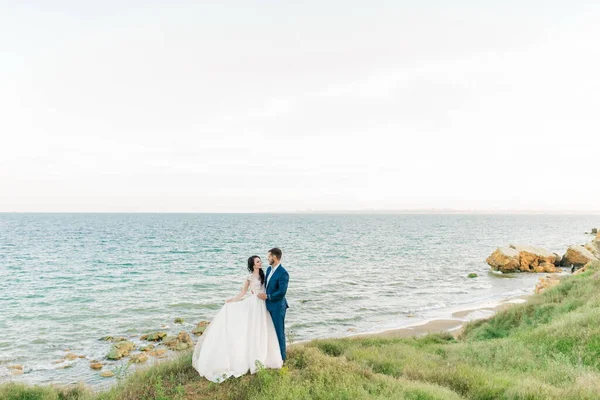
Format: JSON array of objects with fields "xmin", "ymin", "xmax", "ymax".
[{"xmin": 2, "ymin": 210, "xmax": 600, "ymax": 215}]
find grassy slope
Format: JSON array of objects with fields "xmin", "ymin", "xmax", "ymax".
[{"xmin": 3, "ymin": 261, "xmax": 600, "ymax": 400}]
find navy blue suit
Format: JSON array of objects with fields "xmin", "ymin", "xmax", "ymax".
[{"xmin": 264, "ymin": 264, "xmax": 289, "ymax": 361}]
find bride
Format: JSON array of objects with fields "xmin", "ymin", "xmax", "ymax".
[{"xmin": 192, "ymin": 255, "xmax": 283, "ymax": 382}]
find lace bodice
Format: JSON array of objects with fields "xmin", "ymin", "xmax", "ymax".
[{"xmin": 247, "ymin": 273, "xmax": 265, "ymax": 295}]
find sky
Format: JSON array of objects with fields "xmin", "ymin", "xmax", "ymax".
[{"xmin": 1, "ymin": 1, "xmax": 599, "ymax": 212}]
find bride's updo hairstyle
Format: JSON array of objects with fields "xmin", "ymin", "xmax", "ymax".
[{"xmin": 247, "ymin": 255, "xmax": 265, "ymax": 285}]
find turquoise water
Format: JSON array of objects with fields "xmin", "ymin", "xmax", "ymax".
[{"xmin": 0, "ymin": 213, "xmax": 598, "ymax": 387}]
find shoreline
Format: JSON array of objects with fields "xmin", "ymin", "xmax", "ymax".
[
  {"xmin": 0, "ymin": 271, "xmax": 563, "ymax": 389},
  {"xmin": 345, "ymin": 294, "xmax": 531, "ymax": 341},
  {"xmin": 0, "ymin": 277, "xmax": 565, "ymax": 393},
  {"xmin": 291, "ymin": 291, "xmax": 534, "ymax": 347}
]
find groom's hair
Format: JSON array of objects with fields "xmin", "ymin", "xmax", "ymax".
[{"xmin": 269, "ymin": 248, "xmax": 282, "ymax": 260}]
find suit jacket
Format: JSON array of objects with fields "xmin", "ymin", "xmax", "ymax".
[{"xmin": 265, "ymin": 264, "xmax": 289, "ymax": 312}]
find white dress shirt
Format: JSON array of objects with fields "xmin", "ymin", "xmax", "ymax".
[{"xmin": 266, "ymin": 264, "xmax": 280, "ymax": 289}]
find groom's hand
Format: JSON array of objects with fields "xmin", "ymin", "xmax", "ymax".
[{"xmin": 257, "ymin": 293, "xmax": 267, "ymax": 300}]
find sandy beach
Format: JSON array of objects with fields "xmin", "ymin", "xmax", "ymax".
[{"xmin": 350, "ymin": 295, "xmax": 531, "ymax": 340}]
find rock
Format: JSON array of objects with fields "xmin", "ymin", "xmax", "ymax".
[
  {"xmin": 486, "ymin": 247, "xmax": 520, "ymax": 272},
  {"xmin": 176, "ymin": 332, "xmax": 193, "ymax": 349},
  {"xmin": 540, "ymin": 262, "xmax": 558, "ymax": 273},
  {"xmin": 596, "ymin": 232, "xmax": 600, "ymax": 241},
  {"xmin": 163, "ymin": 332, "xmax": 193, "ymax": 351},
  {"xmin": 174, "ymin": 317, "xmax": 184, "ymax": 324},
  {"xmin": 56, "ymin": 364, "xmax": 73, "ymax": 370},
  {"xmin": 63, "ymin": 353, "xmax": 79, "ymax": 361},
  {"xmin": 8, "ymin": 365, "xmax": 23, "ymax": 371},
  {"xmin": 562, "ymin": 245, "xmax": 598, "ymax": 268},
  {"xmin": 509, "ymin": 245, "xmax": 557, "ymax": 272},
  {"xmin": 487, "ymin": 245, "xmax": 558, "ymax": 273},
  {"xmin": 592, "ymin": 228, "xmax": 598, "ymax": 234},
  {"xmin": 149, "ymin": 348, "xmax": 167, "ymax": 357},
  {"xmin": 574, "ymin": 262, "xmax": 590, "ymax": 275},
  {"xmin": 553, "ymin": 252, "xmax": 563, "ymax": 266},
  {"xmin": 140, "ymin": 332, "xmax": 167, "ymax": 342},
  {"xmin": 90, "ymin": 363, "xmax": 103, "ymax": 370},
  {"xmin": 99, "ymin": 336, "xmax": 127, "ymax": 342},
  {"xmin": 11, "ymin": 369, "xmax": 24, "ymax": 375},
  {"xmin": 585, "ymin": 241, "xmax": 600, "ymax": 259},
  {"xmin": 534, "ymin": 274, "xmax": 561, "ymax": 294},
  {"xmin": 192, "ymin": 321, "xmax": 209, "ymax": 335},
  {"xmin": 100, "ymin": 370, "xmax": 115, "ymax": 378},
  {"xmin": 467, "ymin": 273, "xmax": 478, "ymax": 278},
  {"xmin": 129, "ymin": 353, "xmax": 149, "ymax": 363},
  {"xmin": 533, "ymin": 265, "xmax": 545, "ymax": 273},
  {"xmin": 139, "ymin": 344, "xmax": 155, "ymax": 352},
  {"xmin": 106, "ymin": 340, "xmax": 136, "ymax": 360}
]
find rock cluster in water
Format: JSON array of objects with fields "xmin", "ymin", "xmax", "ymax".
[
  {"xmin": 486, "ymin": 245, "xmax": 559, "ymax": 273},
  {"xmin": 487, "ymin": 232, "xmax": 600, "ymax": 273},
  {"xmin": 81, "ymin": 320, "xmax": 210, "ymax": 378}
]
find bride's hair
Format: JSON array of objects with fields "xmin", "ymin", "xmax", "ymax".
[{"xmin": 247, "ymin": 256, "xmax": 265, "ymax": 285}]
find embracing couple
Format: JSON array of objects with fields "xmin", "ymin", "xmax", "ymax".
[{"xmin": 192, "ymin": 248, "xmax": 289, "ymax": 383}]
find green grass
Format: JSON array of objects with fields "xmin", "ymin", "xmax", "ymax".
[{"xmin": 4, "ymin": 261, "xmax": 600, "ymax": 400}]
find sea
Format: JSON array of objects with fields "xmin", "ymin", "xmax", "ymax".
[{"xmin": 1, "ymin": 213, "xmax": 598, "ymax": 388}]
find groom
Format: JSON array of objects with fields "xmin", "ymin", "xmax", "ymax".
[{"xmin": 258, "ymin": 247, "xmax": 289, "ymax": 361}]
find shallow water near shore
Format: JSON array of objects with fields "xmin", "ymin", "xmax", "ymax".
[{"xmin": 1, "ymin": 213, "xmax": 598, "ymax": 388}]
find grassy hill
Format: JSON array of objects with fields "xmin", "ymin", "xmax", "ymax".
[{"xmin": 3, "ymin": 261, "xmax": 600, "ymax": 400}]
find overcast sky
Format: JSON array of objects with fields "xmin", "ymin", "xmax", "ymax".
[{"xmin": 1, "ymin": 1, "xmax": 598, "ymax": 212}]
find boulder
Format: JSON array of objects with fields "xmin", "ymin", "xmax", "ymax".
[
  {"xmin": 129, "ymin": 353, "xmax": 148, "ymax": 363},
  {"xmin": 192, "ymin": 321, "xmax": 209, "ymax": 336},
  {"xmin": 63, "ymin": 353, "xmax": 79, "ymax": 361},
  {"xmin": 174, "ymin": 318, "xmax": 184, "ymax": 324},
  {"xmin": 486, "ymin": 247, "xmax": 520, "ymax": 272},
  {"xmin": 100, "ymin": 370, "xmax": 115, "ymax": 378},
  {"xmin": 140, "ymin": 332, "xmax": 167, "ymax": 342},
  {"xmin": 99, "ymin": 336, "xmax": 127, "ymax": 342},
  {"xmin": 574, "ymin": 264, "xmax": 589, "ymax": 275},
  {"xmin": 534, "ymin": 262, "xmax": 558, "ymax": 273},
  {"xmin": 561, "ymin": 245, "xmax": 598, "ymax": 268},
  {"xmin": 163, "ymin": 332, "xmax": 193, "ymax": 351},
  {"xmin": 544, "ymin": 262, "xmax": 558, "ymax": 272},
  {"xmin": 592, "ymin": 228, "xmax": 598, "ymax": 234},
  {"xmin": 509, "ymin": 245, "xmax": 557, "ymax": 272},
  {"xmin": 106, "ymin": 340, "xmax": 135, "ymax": 360},
  {"xmin": 90, "ymin": 362, "xmax": 103, "ymax": 370},
  {"xmin": 596, "ymin": 231, "xmax": 600, "ymax": 241},
  {"xmin": 553, "ymin": 252, "xmax": 563, "ymax": 266},
  {"xmin": 7, "ymin": 365, "xmax": 24, "ymax": 375},
  {"xmin": 585, "ymin": 242, "xmax": 600, "ymax": 259},
  {"xmin": 149, "ymin": 348, "xmax": 167, "ymax": 357},
  {"xmin": 534, "ymin": 274, "xmax": 561, "ymax": 294}
]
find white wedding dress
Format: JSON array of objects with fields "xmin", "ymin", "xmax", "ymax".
[{"xmin": 192, "ymin": 273, "xmax": 283, "ymax": 382}]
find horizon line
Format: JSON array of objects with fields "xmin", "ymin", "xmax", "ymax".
[{"xmin": 1, "ymin": 209, "xmax": 600, "ymax": 215}]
